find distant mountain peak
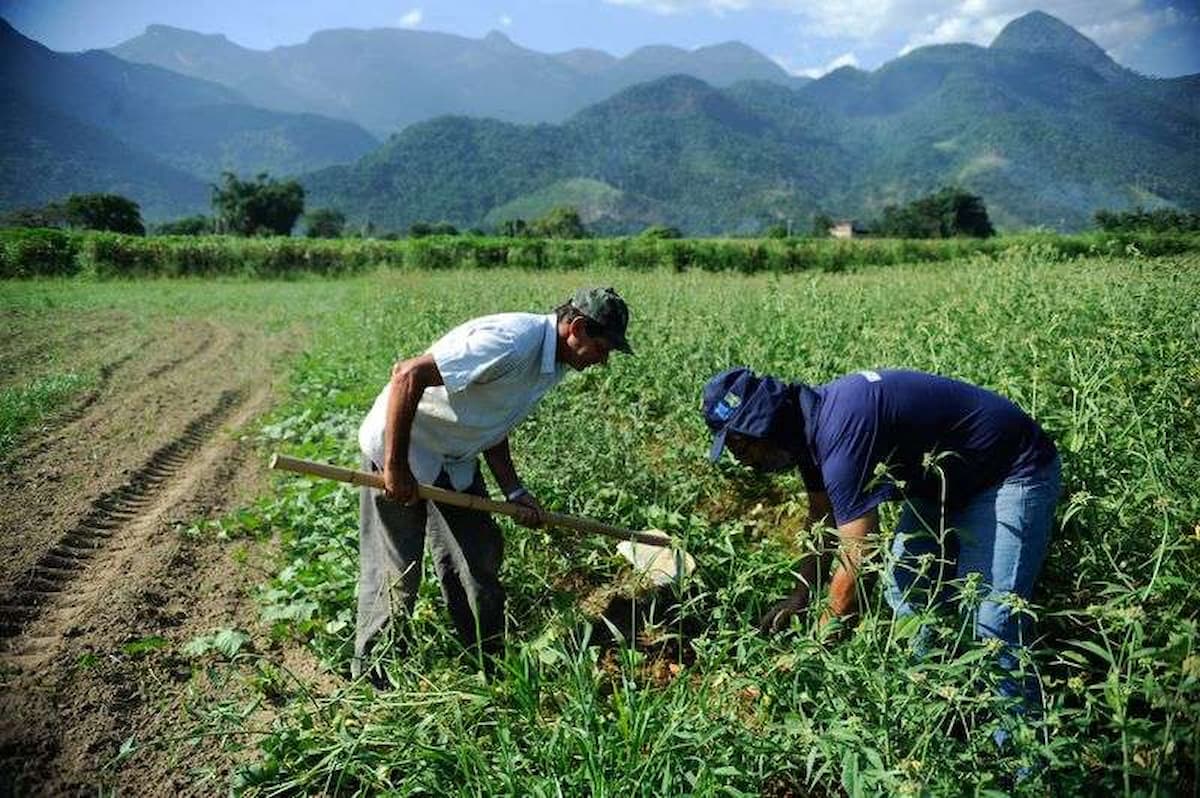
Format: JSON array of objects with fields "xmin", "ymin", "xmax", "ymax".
[
  {"xmin": 575, "ymin": 73, "xmax": 714, "ymax": 117},
  {"xmin": 573, "ymin": 73, "xmax": 764, "ymax": 134},
  {"xmin": 482, "ymin": 30, "xmax": 524, "ymax": 53},
  {"xmin": 553, "ymin": 46, "xmax": 618, "ymax": 74},
  {"xmin": 143, "ymin": 24, "xmax": 230, "ymax": 43},
  {"xmin": 820, "ymin": 64, "xmax": 870, "ymax": 84},
  {"xmin": 991, "ymin": 10, "xmax": 1120, "ymax": 76},
  {"xmin": 697, "ymin": 41, "xmax": 757, "ymax": 54}
]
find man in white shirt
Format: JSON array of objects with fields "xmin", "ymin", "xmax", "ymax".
[{"xmin": 354, "ymin": 287, "xmax": 632, "ymax": 680}]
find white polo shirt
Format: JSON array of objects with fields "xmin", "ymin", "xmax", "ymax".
[{"xmin": 358, "ymin": 313, "xmax": 566, "ymax": 491}]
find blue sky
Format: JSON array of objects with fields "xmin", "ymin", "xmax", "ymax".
[{"xmin": 3, "ymin": 0, "xmax": 1198, "ymax": 77}]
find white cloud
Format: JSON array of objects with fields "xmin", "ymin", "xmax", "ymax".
[
  {"xmin": 899, "ymin": 12, "xmax": 1012, "ymax": 54},
  {"xmin": 894, "ymin": 2, "xmax": 1176, "ymax": 61},
  {"xmin": 786, "ymin": 0, "xmax": 906, "ymax": 39},
  {"xmin": 1080, "ymin": 6, "xmax": 1176, "ymax": 61},
  {"xmin": 499, "ymin": 14, "xmax": 513, "ymax": 27},
  {"xmin": 761, "ymin": 0, "xmax": 1172, "ymax": 67},
  {"xmin": 398, "ymin": 8, "xmax": 423, "ymax": 28},
  {"xmin": 607, "ymin": 1, "xmax": 1174, "ymax": 55}
]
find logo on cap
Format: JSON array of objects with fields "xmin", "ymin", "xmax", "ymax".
[{"xmin": 713, "ymin": 391, "xmax": 742, "ymax": 420}]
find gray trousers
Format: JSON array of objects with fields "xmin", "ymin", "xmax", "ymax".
[{"xmin": 353, "ymin": 456, "xmax": 505, "ymax": 676}]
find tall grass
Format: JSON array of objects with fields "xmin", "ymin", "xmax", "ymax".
[
  {"xmin": 172, "ymin": 250, "xmax": 1200, "ymax": 795},
  {"xmin": 3, "ymin": 227, "xmax": 1198, "ymax": 279},
  {"xmin": 10, "ymin": 251, "xmax": 1192, "ymax": 792}
]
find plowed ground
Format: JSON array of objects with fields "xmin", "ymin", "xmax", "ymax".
[{"xmin": 0, "ymin": 308, "xmax": 312, "ymax": 795}]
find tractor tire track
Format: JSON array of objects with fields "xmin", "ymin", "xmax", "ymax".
[
  {"xmin": 0, "ymin": 321, "xmax": 230, "ymax": 591},
  {"xmin": 144, "ymin": 329, "xmax": 216, "ymax": 380},
  {"xmin": 0, "ymin": 308, "xmax": 310, "ymax": 795},
  {"xmin": 0, "ymin": 390, "xmax": 244, "ymax": 648}
]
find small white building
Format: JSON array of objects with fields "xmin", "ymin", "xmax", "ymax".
[{"xmin": 830, "ymin": 220, "xmax": 857, "ymax": 239}]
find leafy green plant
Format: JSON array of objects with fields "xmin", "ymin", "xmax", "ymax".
[
  {"xmin": 11, "ymin": 248, "xmax": 1195, "ymax": 793},
  {"xmin": 121, "ymin": 636, "xmax": 170, "ymax": 657},
  {"xmin": 183, "ymin": 629, "xmax": 253, "ymax": 659}
]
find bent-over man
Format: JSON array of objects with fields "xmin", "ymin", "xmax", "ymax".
[
  {"xmin": 354, "ymin": 287, "xmax": 632, "ymax": 679},
  {"xmin": 701, "ymin": 367, "xmax": 1060, "ymax": 717}
]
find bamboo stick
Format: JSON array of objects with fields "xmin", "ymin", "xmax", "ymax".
[{"xmin": 270, "ymin": 454, "xmax": 673, "ymax": 548}]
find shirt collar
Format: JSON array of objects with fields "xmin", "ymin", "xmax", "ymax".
[{"xmin": 541, "ymin": 314, "xmax": 558, "ymax": 375}]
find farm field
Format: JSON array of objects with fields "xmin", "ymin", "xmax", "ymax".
[{"xmin": 1, "ymin": 248, "xmax": 1198, "ymax": 794}]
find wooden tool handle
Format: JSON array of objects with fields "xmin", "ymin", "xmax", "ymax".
[{"xmin": 270, "ymin": 454, "xmax": 672, "ymax": 547}]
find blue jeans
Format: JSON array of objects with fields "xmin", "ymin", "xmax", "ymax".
[{"xmin": 884, "ymin": 455, "xmax": 1061, "ymax": 713}]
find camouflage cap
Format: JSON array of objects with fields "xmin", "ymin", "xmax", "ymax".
[{"xmin": 570, "ymin": 286, "xmax": 632, "ymax": 354}]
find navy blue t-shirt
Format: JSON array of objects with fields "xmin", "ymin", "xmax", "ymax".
[{"xmin": 797, "ymin": 370, "xmax": 1056, "ymax": 525}]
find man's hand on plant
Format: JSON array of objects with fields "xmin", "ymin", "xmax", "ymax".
[{"xmin": 758, "ymin": 588, "xmax": 811, "ymax": 635}]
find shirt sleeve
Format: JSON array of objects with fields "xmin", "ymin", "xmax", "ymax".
[
  {"xmin": 818, "ymin": 415, "xmax": 896, "ymax": 526},
  {"xmin": 428, "ymin": 324, "xmax": 523, "ymax": 393}
]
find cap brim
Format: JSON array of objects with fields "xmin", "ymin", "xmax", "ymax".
[
  {"xmin": 614, "ymin": 338, "xmax": 633, "ymax": 355},
  {"xmin": 708, "ymin": 426, "xmax": 729, "ymax": 462}
]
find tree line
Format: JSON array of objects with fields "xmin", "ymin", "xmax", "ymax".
[
  {"xmin": 4, "ymin": 179, "xmax": 1195, "ymax": 241},
  {"xmin": 1094, "ymin": 207, "xmax": 1200, "ymax": 234},
  {"xmin": 0, "ymin": 173, "xmax": 342, "ymax": 239}
]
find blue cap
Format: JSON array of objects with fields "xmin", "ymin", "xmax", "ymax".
[{"xmin": 701, "ymin": 366, "xmax": 773, "ymax": 461}]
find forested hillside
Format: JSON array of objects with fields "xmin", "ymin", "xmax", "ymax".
[
  {"xmin": 304, "ymin": 13, "xmax": 1200, "ymax": 233},
  {"xmin": 3, "ymin": 11, "xmax": 1196, "ymax": 229},
  {"xmin": 0, "ymin": 20, "xmax": 377, "ymax": 219}
]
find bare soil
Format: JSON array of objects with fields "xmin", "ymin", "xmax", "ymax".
[{"xmin": 0, "ymin": 313, "xmax": 318, "ymax": 795}]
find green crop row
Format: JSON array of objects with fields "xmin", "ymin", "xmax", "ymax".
[
  {"xmin": 208, "ymin": 254, "xmax": 1197, "ymax": 795},
  {"xmin": 6, "ymin": 252, "xmax": 1195, "ymax": 793},
  {"xmin": 3, "ymin": 227, "xmax": 1199, "ymax": 278}
]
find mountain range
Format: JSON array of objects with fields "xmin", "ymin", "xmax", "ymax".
[
  {"xmin": 1, "ymin": 11, "xmax": 1197, "ymax": 230},
  {"xmin": 0, "ymin": 19, "xmax": 377, "ymax": 218},
  {"xmin": 108, "ymin": 25, "xmax": 806, "ymax": 137},
  {"xmin": 303, "ymin": 11, "xmax": 1200, "ymax": 233}
]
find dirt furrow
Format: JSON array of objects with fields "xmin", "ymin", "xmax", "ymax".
[
  {"xmin": 0, "ymin": 379, "xmax": 285, "ymax": 793},
  {"xmin": 0, "ymin": 309, "xmax": 324, "ymax": 795},
  {"xmin": 0, "ymin": 390, "xmax": 244, "ymax": 649},
  {"xmin": 51, "ymin": 352, "xmax": 137, "ymax": 427},
  {"xmin": 0, "ymin": 321, "xmax": 238, "ymax": 592},
  {"xmin": 144, "ymin": 329, "xmax": 216, "ymax": 380}
]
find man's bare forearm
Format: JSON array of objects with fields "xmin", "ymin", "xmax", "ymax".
[
  {"xmin": 381, "ymin": 355, "xmax": 443, "ymax": 501},
  {"xmin": 482, "ymin": 437, "xmax": 521, "ymax": 496},
  {"xmin": 384, "ymin": 358, "xmax": 430, "ymax": 467},
  {"xmin": 823, "ymin": 510, "xmax": 878, "ymax": 623},
  {"xmin": 827, "ymin": 568, "xmax": 858, "ymax": 618},
  {"xmin": 483, "ymin": 436, "xmax": 544, "ymax": 527}
]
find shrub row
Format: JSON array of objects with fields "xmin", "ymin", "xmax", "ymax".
[{"xmin": 2, "ymin": 228, "xmax": 1198, "ymax": 279}]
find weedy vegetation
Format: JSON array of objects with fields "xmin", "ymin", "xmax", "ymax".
[
  {"xmin": 0, "ymin": 371, "xmax": 91, "ymax": 453},
  {"xmin": 2, "ymin": 227, "xmax": 1199, "ymax": 279},
  {"xmin": 4, "ymin": 243, "xmax": 1198, "ymax": 794}
]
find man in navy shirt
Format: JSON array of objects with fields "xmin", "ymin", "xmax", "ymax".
[{"xmin": 702, "ymin": 367, "xmax": 1061, "ymax": 710}]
